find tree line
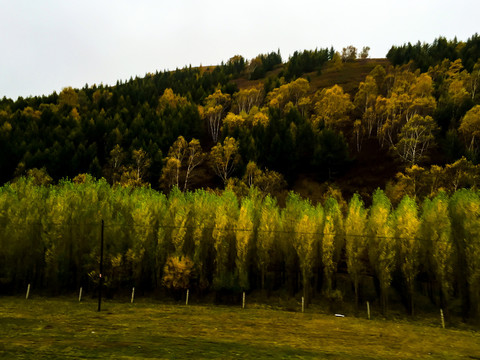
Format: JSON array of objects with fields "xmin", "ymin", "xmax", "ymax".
[
  {"xmin": 387, "ymin": 33, "xmax": 480, "ymax": 72},
  {"xmin": 1, "ymin": 177, "xmax": 480, "ymax": 321}
]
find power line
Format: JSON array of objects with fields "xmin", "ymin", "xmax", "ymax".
[{"xmin": 0, "ymin": 219, "xmax": 420, "ymax": 241}]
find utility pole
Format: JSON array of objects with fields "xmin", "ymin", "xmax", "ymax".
[{"xmin": 98, "ymin": 219, "xmax": 104, "ymax": 312}]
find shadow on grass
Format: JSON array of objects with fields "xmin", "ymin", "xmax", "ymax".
[{"xmin": 0, "ymin": 331, "xmax": 378, "ymax": 360}]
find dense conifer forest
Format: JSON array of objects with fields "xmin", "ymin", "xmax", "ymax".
[{"xmin": 1, "ymin": 34, "xmax": 480, "ymax": 321}]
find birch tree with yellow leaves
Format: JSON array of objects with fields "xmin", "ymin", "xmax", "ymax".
[
  {"xmin": 203, "ymin": 89, "xmax": 231, "ymax": 143},
  {"xmin": 210, "ymin": 137, "xmax": 241, "ymax": 185},
  {"xmin": 313, "ymin": 85, "xmax": 353, "ymax": 131}
]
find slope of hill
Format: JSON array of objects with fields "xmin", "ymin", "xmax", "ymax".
[{"xmin": 0, "ymin": 37, "xmax": 479, "ymax": 202}]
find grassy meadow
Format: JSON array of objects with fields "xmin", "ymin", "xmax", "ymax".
[{"xmin": 1, "ymin": 296, "xmax": 479, "ymax": 359}]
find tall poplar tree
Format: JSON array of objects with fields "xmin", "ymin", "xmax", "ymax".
[
  {"xmin": 212, "ymin": 190, "xmax": 238, "ymax": 289},
  {"xmin": 257, "ymin": 195, "xmax": 281, "ymax": 290},
  {"xmin": 345, "ymin": 194, "xmax": 368, "ymax": 309},
  {"xmin": 421, "ymin": 193, "xmax": 454, "ymax": 311},
  {"xmin": 368, "ymin": 189, "xmax": 395, "ymax": 315},
  {"xmin": 395, "ymin": 195, "xmax": 421, "ymax": 314},
  {"xmin": 293, "ymin": 201, "xmax": 323, "ymax": 304},
  {"xmin": 235, "ymin": 196, "xmax": 256, "ymax": 291},
  {"xmin": 449, "ymin": 189, "xmax": 480, "ymax": 320}
]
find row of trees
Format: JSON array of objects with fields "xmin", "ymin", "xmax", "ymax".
[
  {"xmin": 387, "ymin": 34, "xmax": 480, "ymax": 72},
  {"xmin": 1, "ymin": 177, "xmax": 479, "ymax": 321}
]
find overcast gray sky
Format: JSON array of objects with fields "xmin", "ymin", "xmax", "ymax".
[{"xmin": 1, "ymin": 0, "xmax": 479, "ymax": 99}]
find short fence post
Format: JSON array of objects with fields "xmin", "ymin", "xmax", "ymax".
[
  {"xmin": 79, "ymin": 287, "xmax": 83, "ymax": 302},
  {"xmin": 131, "ymin": 287, "xmax": 135, "ymax": 304},
  {"xmin": 242, "ymin": 292, "xmax": 245, "ymax": 309},
  {"xmin": 302, "ymin": 297, "xmax": 305, "ymax": 313},
  {"xmin": 440, "ymin": 309, "xmax": 445, "ymax": 329},
  {"xmin": 367, "ymin": 301, "xmax": 371, "ymax": 320},
  {"xmin": 186, "ymin": 289, "xmax": 189, "ymax": 306},
  {"xmin": 26, "ymin": 284, "xmax": 31, "ymax": 300}
]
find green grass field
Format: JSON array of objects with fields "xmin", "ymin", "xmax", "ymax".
[{"xmin": 1, "ymin": 296, "xmax": 479, "ymax": 359}]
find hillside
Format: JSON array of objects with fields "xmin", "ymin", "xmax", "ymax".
[{"xmin": 0, "ymin": 37, "xmax": 479, "ymax": 204}]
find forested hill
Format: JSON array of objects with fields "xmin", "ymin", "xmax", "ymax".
[{"xmin": 1, "ymin": 35, "xmax": 480, "ymax": 204}]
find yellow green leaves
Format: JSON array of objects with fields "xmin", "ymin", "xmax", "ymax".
[
  {"xmin": 323, "ymin": 198, "xmax": 342, "ymax": 292},
  {"xmin": 449, "ymin": 190, "xmax": 480, "ymax": 317},
  {"xmin": 242, "ymin": 161, "xmax": 286, "ymax": 195},
  {"xmin": 313, "ymin": 85, "xmax": 353, "ymax": 130},
  {"xmin": 233, "ymin": 87, "xmax": 263, "ymax": 114},
  {"xmin": 160, "ymin": 136, "xmax": 204, "ymax": 191},
  {"xmin": 394, "ymin": 196, "xmax": 420, "ymax": 313},
  {"xmin": 421, "ymin": 193, "xmax": 454, "ymax": 303},
  {"xmin": 266, "ymin": 78, "xmax": 310, "ymax": 110},
  {"xmin": 459, "ymin": 105, "xmax": 480, "ymax": 152},
  {"xmin": 368, "ymin": 189, "xmax": 395, "ymax": 314},
  {"xmin": 257, "ymin": 195, "xmax": 281, "ymax": 289},
  {"xmin": 157, "ymin": 88, "xmax": 188, "ymax": 114},
  {"xmin": 394, "ymin": 114, "xmax": 439, "ymax": 165},
  {"xmin": 291, "ymin": 199, "xmax": 323, "ymax": 300},
  {"xmin": 117, "ymin": 148, "xmax": 151, "ymax": 188},
  {"xmin": 235, "ymin": 197, "xmax": 255, "ymax": 290},
  {"xmin": 209, "ymin": 137, "xmax": 241, "ymax": 184},
  {"xmin": 203, "ymin": 89, "xmax": 231, "ymax": 143},
  {"xmin": 345, "ymin": 194, "xmax": 368, "ymax": 305},
  {"xmin": 58, "ymin": 87, "xmax": 79, "ymax": 109}
]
